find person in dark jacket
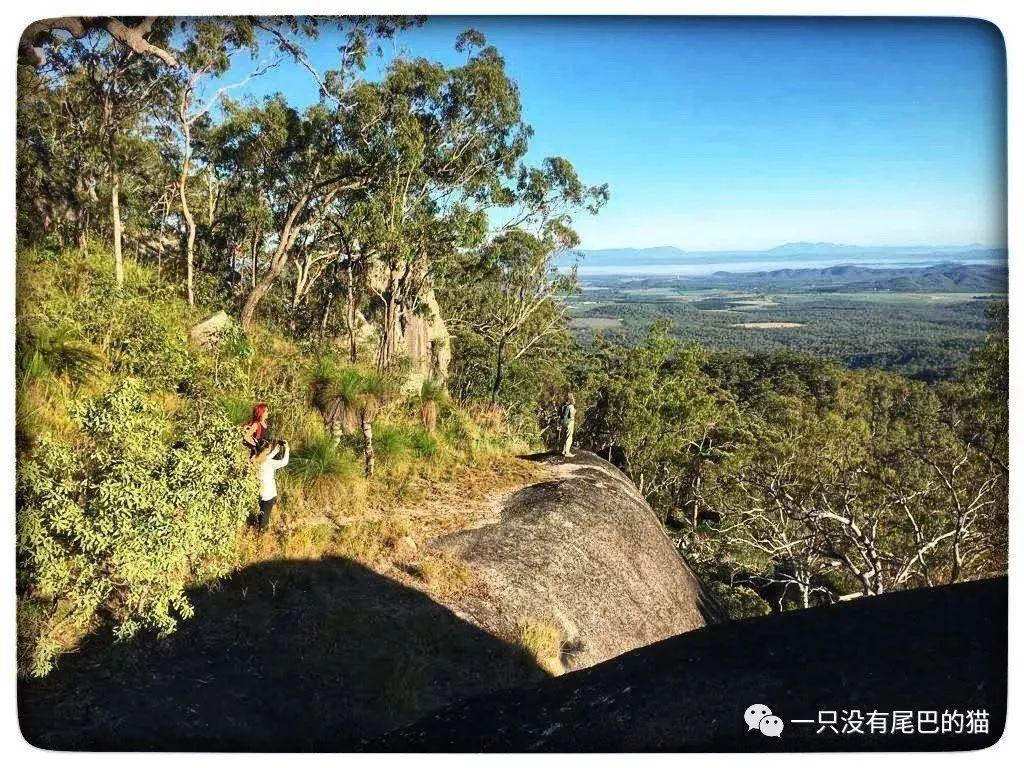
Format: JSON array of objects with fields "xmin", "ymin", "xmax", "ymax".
[{"xmin": 242, "ymin": 403, "xmax": 270, "ymax": 457}]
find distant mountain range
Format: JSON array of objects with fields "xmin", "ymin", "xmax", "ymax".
[
  {"xmin": 585, "ymin": 262, "xmax": 1007, "ymax": 294},
  {"xmin": 566, "ymin": 243, "xmax": 1007, "ymax": 276},
  {"xmin": 764, "ymin": 241, "xmax": 992, "ymax": 255}
]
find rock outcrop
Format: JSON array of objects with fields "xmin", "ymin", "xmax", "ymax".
[
  {"xmin": 398, "ymin": 286, "xmax": 451, "ymax": 390},
  {"xmin": 435, "ymin": 451, "xmax": 720, "ymax": 672},
  {"xmin": 360, "ymin": 266, "xmax": 452, "ymax": 391},
  {"xmin": 380, "ymin": 576, "xmax": 1007, "ymax": 751},
  {"xmin": 187, "ymin": 310, "xmax": 231, "ymax": 348}
]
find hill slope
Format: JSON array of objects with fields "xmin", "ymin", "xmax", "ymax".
[
  {"xmin": 380, "ymin": 576, "xmax": 1007, "ymax": 751},
  {"xmin": 19, "ymin": 451, "xmax": 716, "ymax": 749}
]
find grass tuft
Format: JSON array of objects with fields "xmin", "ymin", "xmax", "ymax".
[{"xmin": 514, "ymin": 618, "xmax": 567, "ymax": 675}]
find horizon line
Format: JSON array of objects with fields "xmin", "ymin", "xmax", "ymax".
[{"xmin": 576, "ymin": 242, "xmax": 1008, "ymax": 254}]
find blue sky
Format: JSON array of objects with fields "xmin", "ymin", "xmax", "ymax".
[{"xmin": 220, "ymin": 16, "xmax": 1006, "ymax": 251}]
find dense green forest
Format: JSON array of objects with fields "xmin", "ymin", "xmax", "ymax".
[
  {"xmin": 16, "ymin": 16, "xmax": 1008, "ymax": 677},
  {"xmin": 567, "ymin": 284, "xmax": 999, "ymax": 381}
]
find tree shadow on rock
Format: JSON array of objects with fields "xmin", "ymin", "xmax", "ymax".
[{"xmin": 19, "ymin": 557, "xmax": 545, "ymax": 751}]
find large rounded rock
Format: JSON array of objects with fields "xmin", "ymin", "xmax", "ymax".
[{"xmin": 436, "ymin": 451, "xmax": 719, "ymax": 671}]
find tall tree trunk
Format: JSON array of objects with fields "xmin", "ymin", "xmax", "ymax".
[
  {"xmin": 105, "ymin": 113, "xmax": 124, "ymax": 286},
  {"xmin": 360, "ymin": 410, "xmax": 375, "ymax": 477},
  {"xmin": 319, "ymin": 290, "xmax": 334, "ymax": 339},
  {"xmin": 207, "ymin": 170, "xmax": 216, "ymax": 226},
  {"xmin": 250, "ymin": 231, "xmax": 259, "ymax": 289},
  {"xmin": 240, "ymin": 275, "xmax": 275, "ymax": 330},
  {"xmin": 346, "ymin": 260, "xmax": 357, "ymax": 363},
  {"xmin": 178, "ymin": 120, "xmax": 196, "ymax": 306},
  {"xmin": 110, "ymin": 168, "xmax": 124, "ymax": 286},
  {"xmin": 376, "ymin": 286, "xmax": 408, "ymax": 374},
  {"xmin": 239, "ymin": 196, "xmax": 307, "ymax": 330},
  {"xmin": 490, "ymin": 336, "xmax": 507, "ymax": 403}
]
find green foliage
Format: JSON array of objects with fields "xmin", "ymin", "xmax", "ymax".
[
  {"xmin": 419, "ymin": 378, "xmax": 447, "ymax": 405},
  {"xmin": 17, "ymin": 322, "xmax": 106, "ymax": 387},
  {"xmin": 574, "ymin": 322, "xmax": 741, "ymax": 515},
  {"xmin": 289, "ymin": 436, "xmax": 359, "ymax": 488},
  {"xmin": 106, "ymin": 302, "xmax": 202, "ymax": 389},
  {"xmin": 220, "ymin": 393, "xmax": 256, "ymax": 425},
  {"xmin": 411, "ymin": 430, "xmax": 440, "ymax": 460},
  {"xmin": 707, "ymin": 582, "xmax": 771, "ymax": 621},
  {"xmin": 567, "ymin": 319, "xmax": 1007, "ymax": 607},
  {"xmin": 374, "ymin": 424, "xmax": 413, "ymax": 466},
  {"xmin": 17, "ymin": 380, "xmax": 255, "ymax": 676}
]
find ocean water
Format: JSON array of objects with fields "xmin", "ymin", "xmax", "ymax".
[{"xmin": 571, "ymin": 253, "xmax": 1003, "ymax": 277}]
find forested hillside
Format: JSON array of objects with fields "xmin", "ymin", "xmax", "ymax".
[
  {"xmin": 16, "ymin": 15, "xmax": 1007, "ymax": 696},
  {"xmin": 568, "ymin": 286, "xmax": 997, "ymax": 380}
]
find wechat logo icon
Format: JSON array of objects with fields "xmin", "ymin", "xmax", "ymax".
[{"xmin": 745, "ymin": 704, "xmax": 784, "ymax": 737}]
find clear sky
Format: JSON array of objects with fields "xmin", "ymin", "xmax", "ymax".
[{"xmin": 223, "ymin": 16, "xmax": 1007, "ymax": 252}]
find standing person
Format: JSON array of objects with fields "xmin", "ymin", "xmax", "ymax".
[
  {"xmin": 253, "ymin": 439, "xmax": 289, "ymax": 531},
  {"xmin": 560, "ymin": 393, "xmax": 576, "ymax": 458},
  {"xmin": 242, "ymin": 403, "xmax": 270, "ymax": 456}
]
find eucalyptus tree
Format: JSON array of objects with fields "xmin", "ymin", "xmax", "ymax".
[
  {"xmin": 210, "ymin": 95, "xmax": 362, "ymax": 329},
  {"xmin": 693, "ymin": 359, "xmax": 1007, "ymax": 605},
  {"xmin": 19, "ymin": 16, "xmax": 180, "ymax": 69},
  {"xmin": 209, "ymin": 18, "xmax": 418, "ymax": 329},
  {"xmin": 170, "ymin": 16, "xmax": 363, "ymax": 306},
  {"xmin": 16, "ymin": 65, "xmax": 104, "ymax": 249},
  {"xmin": 170, "ymin": 18, "xmax": 266, "ymax": 305},
  {"xmin": 19, "ymin": 18, "xmax": 176, "ymax": 285},
  {"xmin": 447, "ymin": 155, "xmax": 609, "ymax": 403},
  {"xmin": 334, "ymin": 36, "xmax": 537, "ymax": 371}
]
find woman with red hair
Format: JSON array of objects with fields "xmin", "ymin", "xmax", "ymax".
[{"xmin": 242, "ymin": 403, "xmax": 270, "ymax": 457}]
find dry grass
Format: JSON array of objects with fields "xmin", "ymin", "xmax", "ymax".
[
  {"xmin": 410, "ymin": 552, "xmax": 479, "ymax": 602},
  {"xmin": 383, "ymin": 455, "xmax": 547, "ymax": 542},
  {"xmin": 514, "ymin": 618, "xmax": 567, "ymax": 676}
]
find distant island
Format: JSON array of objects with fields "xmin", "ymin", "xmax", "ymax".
[{"xmin": 582, "ymin": 262, "xmax": 1008, "ymax": 294}]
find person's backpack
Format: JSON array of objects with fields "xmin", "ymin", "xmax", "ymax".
[{"xmin": 561, "ymin": 404, "xmax": 573, "ymax": 426}]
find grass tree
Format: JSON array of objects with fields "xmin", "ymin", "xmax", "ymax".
[
  {"xmin": 354, "ymin": 370, "xmax": 388, "ymax": 477},
  {"xmin": 306, "ymin": 359, "xmax": 389, "ymax": 476},
  {"xmin": 309, "ymin": 359, "xmax": 362, "ymax": 441},
  {"xmin": 419, "ymin": 379, "xmax": 447, "ymax": 434}
]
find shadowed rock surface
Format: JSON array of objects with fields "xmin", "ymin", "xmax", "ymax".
[
  {"xmin": 379, "ymin": 576, "xmax": 1007, "ymax": 751},
  {"xmin": 436, "ymin": 451, "xmax": 720, "ymax": 671},
  {"xmin": 19, "ymin": 558, "xmax": 544, "ymax": 751}
]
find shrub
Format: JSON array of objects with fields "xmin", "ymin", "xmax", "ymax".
[
  {"xmin": 17, "ymin": 321, "xmax": 106, "ymax": 387},
  {"xmin": 17, "ymin": 379, "xmax": 256, "ymax": 675},
  {"xmin": 220, "ymin": 394, "xmax": 256, "ymax": 426},
  {"xmin": 409, "ymin": 427, "xmax": 440, "ymax": 460},
  {"xmin": 708, "ymin": 581, "xmax": 771, "ymax": 620},
  {"xmin": 102, "ymin": 300, "xmax": 200, "ymax": 391},
  {"xmin": 289, "ymin": 436, "xmax": 359, "ymax": 489},
  {"xmin": 374, "ymin": 424, "xmax": 413, "ymax": 466}
]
